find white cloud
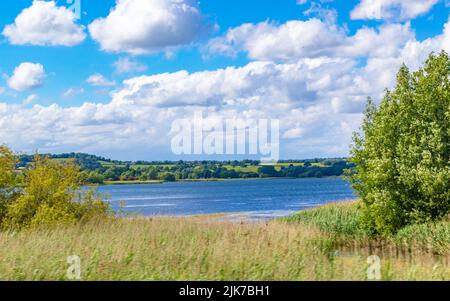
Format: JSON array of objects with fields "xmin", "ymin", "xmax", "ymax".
[
  {"xmin": 23, "ymin": 94, "xmax": 39, "ymax": 105},
  {"xmin": 0, "ymin": 87, "xmax": 4, "ymax": 94},
  {"xmin": 0, "ymin": 56, "xmax": 387, "ymax": 158},
  {"xmin": 205, "ymin": 19, "xmax": 415, "ymax": 62},
  {"xmin": 340, "ymin": 23, "xmax": 414, "ymax": 58},
  {"xmin": 114, "ymin": 58, "xmax": 349, "ymax": 108},
  {"xmin": 350, "ymin": 0, "xmax": 440, "ymax": 21},
  {"xmin": 62, "ymin": 87, "xmax": 85, "ymax": 99},
  {"xmin": 88, "ymin": 0, "xmax": 212, "ymax": 55},
  {"xmin": 1, "ymin": 12, "xmax": 449, "ymax": 159},
  {"xmin": 7, "ymin": 63, "xmax": 46, "ymax": 91},
  {"xmin": 205, "ymin": 19, "xmax": 344, "ymax": 61},
  {"xmin": 2, "ymin": 0, "xmax": 85, "ymax": 46},
  {"xmin": 113, "ymin": 58, "xmax": 147, "ymax": 74},
  {"xmin": 86, "ymin": 74, "xmax": 116, "ymax": 87},
  {"xmin": 283, "ymin": 126, "xmax": 305, "ymax": 139}
]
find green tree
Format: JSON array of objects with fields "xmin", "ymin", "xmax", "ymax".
[
  {"xmin": 258, "ymin": 165, "xmax": 278, "ymax": 178},
  {"xmin": 0, "ymin": 146, "xmax": 21, "ymax": 222},
  {"xmin": 83, "ymin": 171, "xmax": 105, "ymax": 184},
  {"xmin": 160, "ymin": 172, "xmax": 176, "ymax": 182},
  {"xmin": 349, "ymin": 51, "xmax": 450, "ymax": 235},
  {"xmin": 2, "ymin": 155, "xmax": 110, "ymax": 229}
]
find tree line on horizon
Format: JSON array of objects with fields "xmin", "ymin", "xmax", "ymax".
[{"xmin": 16, "ymin": 153, "xmax": 353, "ymax": 184}]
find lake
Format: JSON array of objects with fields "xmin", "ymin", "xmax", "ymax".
[{"xmin": 97, "ymin": 177, "xmax": 356, "ymax": 220}]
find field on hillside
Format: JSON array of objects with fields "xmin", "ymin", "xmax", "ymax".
[{"xmin": 0, "ymin": 202, "xmax": 448, "ymax": 281}]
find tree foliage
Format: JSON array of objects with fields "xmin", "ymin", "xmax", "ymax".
[
  {"xmin": 0, "ymin": 146, "xmax": 21, "ymax": 221},
  {"xmin": 349, "ymin": 51, "xmax": 450, "ymax": 235},
  {"xmin": 0, "ymin": 150, "xmax": 111, "ymax": 230}
]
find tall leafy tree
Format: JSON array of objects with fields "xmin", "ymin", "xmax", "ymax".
[{"xmin": 349, "ymin": 51, "xmax": 450, "ymax": 235}]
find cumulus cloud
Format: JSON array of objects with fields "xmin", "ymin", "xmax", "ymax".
[
  {"xmin": 7, "ymin": 63, "xmax": 46, "ymax": 91},
  {"xmin": 0, "ymin": 55, "xmax": 395, "ymax": 158},
  {"xmin": 350, "ymin": 0, "xmax": 440, "ymax": 21},
  {"xmin": 1, "ymin": 10, "xmax": 449, "ymax": 159},
  {"xmin": 86, "ymin": 74, "xmax": 116, "ymax": 87},
  {"xmin": 205, "ymin": 19, "xmax": 415, "ymax": 62},
  {"xmin": 113, "ymin": 58, "xmax": 147, "ymax": 74},
  {"xmin": 88, "ymin": 0, "xmax": 212, "ymax": 55},
  {"xmin": 2, "ymin": 0, "xmax": 85, "ymax": 46},
  {"xmin": 205, "ymin": 19, "xmax": 344, "ymax": 61},
  {"xmin": 112, "ymin": 57, "xmax": 371, "ymax": 112}
]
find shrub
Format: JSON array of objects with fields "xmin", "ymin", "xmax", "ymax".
[
  {"xmin": 1, "ymin": 153, "xmax": 111, "ymax": 230},
  {"xmin": 348, "ymin": 51, "xmax": 450, "ymax": 235},
  {"xmin": 159, "ymin": 172, "xmax": 176, "ymax": 182},
  {"xmin": 0, "ymin": 146, "xmax": 21, "ymax": 222}
]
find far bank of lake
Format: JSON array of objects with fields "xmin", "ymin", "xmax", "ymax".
[
  {"xmin": 103, "ymin": 177, "xmax": 290, "ymax": 185},
  {"xmin": 98, "ymin": 177, "xmax": 356, "ymax": 219}
]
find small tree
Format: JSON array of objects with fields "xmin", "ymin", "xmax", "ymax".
[
  {"xmin": 2, "ymin": 154, "xmax": 110, "ymax": 230},
  {"xmin": 349, "ymin": 51, "xmax": 450, "ymax": 235},
  {"xmin": 258, "ymin": 165, "xmax": 278, "ymax": 178},
  {"xmin": 0, "ymin": 146, "xmax": 21, "ymax": 222}
]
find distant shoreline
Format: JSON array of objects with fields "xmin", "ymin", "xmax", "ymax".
[{"xmin": 101, "ymin": 176, "xmax": 344, "ymax": 185}]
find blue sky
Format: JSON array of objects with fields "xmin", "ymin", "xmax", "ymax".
[{"xmin": 0, "ymin": 0, "xmax": 449, "ymax": 160}]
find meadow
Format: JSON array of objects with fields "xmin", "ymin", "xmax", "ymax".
[{"xmin": 0, "ymin": 201, "xmax": 448, "ymax": 281}]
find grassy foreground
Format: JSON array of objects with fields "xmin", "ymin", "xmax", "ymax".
[{"xmin": 0, "ymin": 202, "xmax": 448, "ymax": 281}]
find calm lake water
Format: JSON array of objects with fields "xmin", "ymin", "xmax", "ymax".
[{"xmin": 97, "ymin": 178, "xmax": 356, "ymax": 220}]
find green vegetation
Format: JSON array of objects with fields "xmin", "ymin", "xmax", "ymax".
[
  {"xmin": 283, "ymin": 202, "xmax": 366, "ymax": 237},
  {"xmin": 0, "ymin": 202, "xmax": 447, "ymax": 280},
  {"xmin": 349, "ymin": 51, "xmax": 450, "ymax": 235},
  {"xmin": 16, "ymin": 153, "xmax": 353, "ymax": 184},
  {"xmin": 284, "ymin": 202, "xmax": 449, "ymax": 255},
  {"xmin": 0, "ymin": 53, "xmax": 448, "ymax": 280},
  {"xmin": 0, "ymin": 148, "xmax": 111, "ymax": 230},
  {"xmin": 0, "ymin": 146, "xmax": 21, "ymax": 223}
]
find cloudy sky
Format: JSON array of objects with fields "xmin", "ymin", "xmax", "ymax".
[{"xmin": 0, "ymin": 0, "xmax": 449, "ymax": 160}]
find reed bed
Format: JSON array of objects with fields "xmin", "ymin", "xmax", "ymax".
[{"xmin": 0, "ymin": 203, "xmax": 448, "ymax": 281}]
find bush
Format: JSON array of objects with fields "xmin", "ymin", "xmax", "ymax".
[
  {"xmin": 1, "ymin": 153, "xmax": 111, "ymax": 230},
  {"xmin": 349, "ymin": 51, "xmax": 450, "ymax": 235},
  {"xmin": 0, "ymin": 146, "xmax": 21, "ymax": 222},
  {"xmin": 159, "ymin": 172, "xmax": 176, "ymax": 182}
]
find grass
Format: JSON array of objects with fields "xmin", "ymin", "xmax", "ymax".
[
  {"xmin": 283, "ymin": 201, "xmax": 450, "ymax": 255},
  {"xmin": 131, "ymin": 164, "xmax": 176, "ymax": 170},
  {"xmin": 0, "ymin": 202, "xmax": 448, "ymax": 281},
  {"xmin": 282, "ymin": 201, "xmax": 365, "ymax": 236},
  {"xmin": 99, "ymin": 161, "xmax": 126, "ymax": 168},
  {"xmin": 223, "ymin": 165, "xmax": 260, "ymax": 173}
]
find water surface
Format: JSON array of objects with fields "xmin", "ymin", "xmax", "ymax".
[{"xmin": 98, "ymin": 178, "xmax": 356, "ymax": 219}]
